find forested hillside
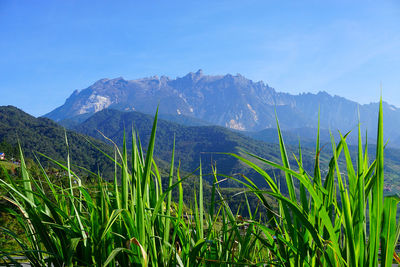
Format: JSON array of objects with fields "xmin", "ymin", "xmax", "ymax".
[
  {"xmin": 72, "ymin": 108, "xmax": 331, "ymax": 188},
  {"xmin": 0, "ymin": 106, "xmax": 114, "ymax": 178}
]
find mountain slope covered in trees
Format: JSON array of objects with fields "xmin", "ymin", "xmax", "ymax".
[
  {"xmin": 0, "ymin": 106, "xmax": 114, "ymax": 178},
  {"xmin": 71, "ymin": 108, "xmax": 338, "ymax": 188}
]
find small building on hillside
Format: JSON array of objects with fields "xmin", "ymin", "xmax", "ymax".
[{"xmin": 0, "ymin": 152, "xmax": 5, "ymax": 160}]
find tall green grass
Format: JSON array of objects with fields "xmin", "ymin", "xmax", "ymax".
[
  {"xmin": 1, "ymin": 98, "xmax": 400, "ymax": 266},
  {"xmin": 0, "ymin": 109, "xmax": 265, "ymax": 266},
  {"xmin": 226, "ymin": 97, "xmax": 400, "ymax": 266}
]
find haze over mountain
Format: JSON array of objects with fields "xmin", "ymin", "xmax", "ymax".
[{"xmin": 44, "ymin": 70, "xmax": 400, "ymax": 146}]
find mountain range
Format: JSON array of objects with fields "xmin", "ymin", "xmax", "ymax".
[
  {"xmin": 2, "ymin": 70, "xmax": 400, "ymax": 221},
  {"xmin": 44, "ymin": 70, "xmax": 400, "ymax": 146},
  {"xmin": 3, "ymin": 70, "xmax": 400, "ymax": 186}
]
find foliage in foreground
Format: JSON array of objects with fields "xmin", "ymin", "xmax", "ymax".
[
  {"xmin": 0, "ymin": 109, "xmax": 266, "ymax": 266},
  {"xmin": 226, "ymin": 97, "xmax": 400, "ymax": 266},
  {"xmin": 1, "ymin": 98, "xmax": 400, "ymax": 266}
]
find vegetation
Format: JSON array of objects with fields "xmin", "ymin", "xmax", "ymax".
[
  {"xmin": 72, "ymin": 108, "xmax": 334, "ymax": 189},
  {"xmin": 1, "ymin": 99, "xmax": 400, "ymax": 266},
  {"xmin": 73, "ymin": 108, "xmax": 286, "ymax": 184},
  {"xmin": 0, "ymin": 109, "xmax": 269, "ymax": 266},
  {"xmin": 72, "ymin": 108, "xmax": 400, "ymax": 195},
  {"xmin": 226, "ymin": 97, "xmax": 400, "ymax": 266},
  {"xmin": 0, "ymin": 106, "xmax": 114, "ymax": 179}
]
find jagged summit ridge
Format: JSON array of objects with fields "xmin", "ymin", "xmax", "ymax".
[
  {"xmin": 44, "ymin": 70, "xmax": 400, "ymax": 137},
  {"xmin": 45, "ymin": 70, "xmax": 279, "ymax": 129}
]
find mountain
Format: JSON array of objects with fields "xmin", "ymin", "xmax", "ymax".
[
  {"xmin": 44, "ymin": 70, "xmax": 400, "ymax": 147},
  {"xmin": 0, "ymin": 106, "xmax": 114, "ymax": 178},
  {"xmin": 45, "ymin": 70, "xmax": 296, "ymax": 130}
]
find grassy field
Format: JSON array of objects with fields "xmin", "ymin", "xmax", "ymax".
[{"xmin": 1, "ymin": 99, "xmax": 400, "ymax": 266}]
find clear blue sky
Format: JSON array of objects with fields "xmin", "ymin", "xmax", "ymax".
[{"xmin": 0, "ymin": 0, "xmax": 399, "ymax": 117}]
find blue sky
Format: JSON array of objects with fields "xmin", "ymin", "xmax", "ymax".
[{"xmin": 0, "ymin": 0, "xmax": 399, "ymax": 117}]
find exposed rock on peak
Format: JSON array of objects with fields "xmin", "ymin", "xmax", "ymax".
[{"xmin": 44, "ymin": 70, "xmax": 400, "ymax": 142}]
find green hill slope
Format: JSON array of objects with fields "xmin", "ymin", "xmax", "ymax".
[
  {"xmin": 0, "ymin": 106, "xmax": 114, "ymax": 178},
  {"xmin": 73, "ymin": 109, "xmax": 324, "ymax": 188}
]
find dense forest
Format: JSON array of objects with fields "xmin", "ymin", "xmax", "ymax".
[{"xmin": 0, "ymin": 106, "xmax": 114, "ymax": 179}]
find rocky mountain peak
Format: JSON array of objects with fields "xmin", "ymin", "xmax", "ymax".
[
  {"xmin": 181, "ymin": 69, "xmax": 205, "ymax": 82},
  {"xmin": 44, "ymin": 70, "xmax": 400, "ymax": 144}
]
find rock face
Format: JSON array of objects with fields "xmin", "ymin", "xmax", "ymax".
[{"xmin": 44, "ymin": 70, "xmax": 400, "ymax": 141}]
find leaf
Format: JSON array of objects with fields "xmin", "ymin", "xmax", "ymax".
[{"xmin": 380, "ymin": 195, "xmax": 400, "ymax": 267}]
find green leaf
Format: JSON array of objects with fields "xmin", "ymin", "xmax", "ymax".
[{"xmin": 380, "ymin": 195, "xmax": 400, "ymax": 267}]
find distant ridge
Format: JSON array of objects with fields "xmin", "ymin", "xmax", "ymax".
[{"xmin": 44, "ymin": 70, "xmax": 400, "ymax": 146}]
